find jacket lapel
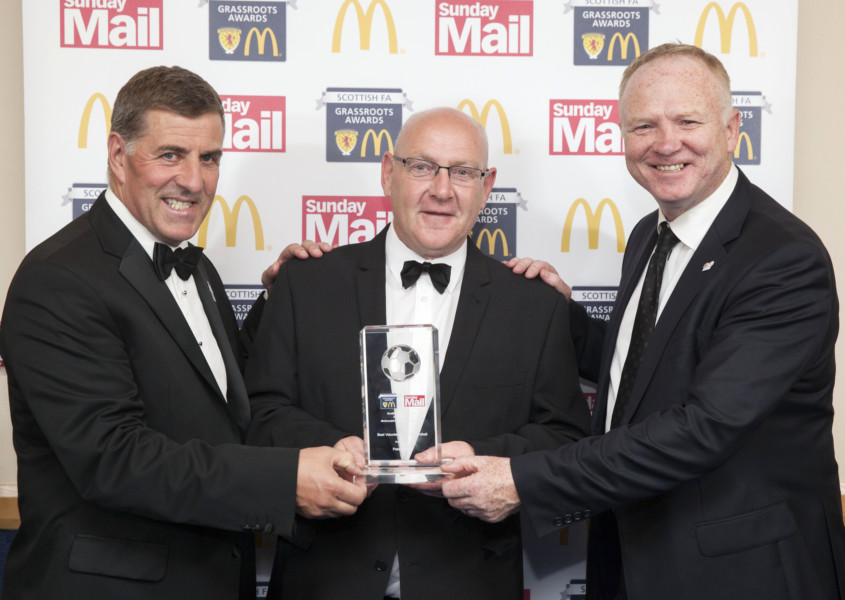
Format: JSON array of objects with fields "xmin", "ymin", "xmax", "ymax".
[
  {"xmin": 439, "ymin": 242, "xmax": 490, "ymax": 415},
  {"xmin": 88, "ymin": 196, "xmax": 224, "ymax": 402},
  {"xmin": 356, "ymin": 228, "xmax": 388, "ymax": 326},
  {"xmin": 614, "ymin": 174, "xmax": 751, "ymax": 426}
]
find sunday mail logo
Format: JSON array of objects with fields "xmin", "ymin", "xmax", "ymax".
[
  {"xmin": 436, "ymin": 0, "xmax": 533, "ymax": 56},
  {"xmin": 302, "ymin": 196, "xmax": 393, "ymax": 246},
  {"xmin": 61, "ymin": 0, "xmax": 163, "ymax": 49},
  {"xmin": 221, "ymin": 95, "xmax": 285, "ymax": 152},
  {"xmin": 549, "ymin": 100, "xmax": 622, "ymax": 155}
]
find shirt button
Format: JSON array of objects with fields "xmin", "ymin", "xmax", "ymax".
[{"xmin": 553, "ymin": 517, "xmax": 564, "ymax": 528}]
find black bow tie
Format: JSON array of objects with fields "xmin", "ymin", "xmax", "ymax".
[
  {"xmin": 153, "ymin": 243, "xmax": 203, "ymax": 281},
  {"xmin": 400, "ymin": 260, "xmax": 451, "ymax": 294}
]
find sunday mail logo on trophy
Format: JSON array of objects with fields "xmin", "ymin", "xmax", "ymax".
[
  {"xmin": 318, "ymin": 88, "xmax": 409, "ymax": 163},
  {"xmin": 732, "ymin": 91, "xmax": 765, "ymax": 165},
  {"xmin": 61, "ymin": 0, "xmax": 163, "ymax": 49},
  {"xmin": 470, "ymin": 187, "xmax": 526, "ymax": 261},
  {"xmin": 220, "ymin": 95, "xmax": 285, "ymax": 153},
  {"xmin": 549, "ymin": 100, "xmax": 622, "ymax": 156},
  {"xmin": 435, "ymin": 0, "xmax": 533, "ymax": 56},
  {"xmin": 302, "ymin": 196, "xmax": 393, "ymax": 246},
  {"xmin": 209, "ymin": 0, "xmax": 286, "ymax": 61},
  {"xmin": 63, "ymin": 183, "xmax": 107, "ymax": 220},
  {"xmin": 567, "ymin": 0, "xmax": 657, "ymax": 66}
]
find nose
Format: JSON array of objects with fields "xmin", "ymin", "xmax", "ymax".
[
  {"xmin": 428, "ymin": 166, "xmax": 453, "ymax": 200},
  {"xmin": 653, "ymin": 124, "xmax": 682, "ymax": 155},
  {"xmin": 176, "ymin": 158, "xmax": 204, "ymax": 193}
]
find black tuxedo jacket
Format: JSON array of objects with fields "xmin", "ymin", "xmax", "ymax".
[
  {"xmin": 0, "ymin": 196, "xmax": 299, "ymax": 600},
  {"xmin": 245, "ymin": 227, "xmax": 590, "ymax": 600},
  {"xmin": 512, "ymin": 170, "xmax": 845, "ymax": 600}
]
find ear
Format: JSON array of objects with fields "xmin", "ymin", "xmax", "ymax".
[
  {"xmin": 107, "ymin": 132, "xmax": 128, "ymax": 186},
  {"xmin": 380, "ymin": 151, "xmax": 394, "ymax": 196},
  {"xmin": 480, "ymin": 166, "xmax": 497, "ymax": 210},
  {"xmin": 725, "ymin": 108, "xmax": 741, "ymax": 154}
]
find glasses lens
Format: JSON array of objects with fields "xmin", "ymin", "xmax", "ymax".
[
  {"xmin": 448, "ymin": 167, "xmax": 479, "ymax": 183},
  {"xmin": 404, "ymin": 159, "xmax": 437, "ymax": 178}
]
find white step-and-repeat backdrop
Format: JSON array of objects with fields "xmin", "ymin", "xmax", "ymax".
[{"xmin": 23, "ymin": 1, "xmax": 797, "ymax": 597}]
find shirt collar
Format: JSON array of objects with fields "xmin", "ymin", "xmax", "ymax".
[
  {"xmin": 385, "ymin": 224, "xmax": 467, "ymax": 294},
  {"xmin": 105, "ymin": 188, "xmax": 190, "ymax": 260},
  {"xmin": 658, "ymin": 164, "xmax": 738, "ymax": 252}
]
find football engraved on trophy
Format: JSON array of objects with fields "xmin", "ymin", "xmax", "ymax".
[
  {"xmin": 360, "ymin": 324, "xmax": 448, "ymax": 483},
  {"xmin": 381, "ymin": 344, "xmax": 420, "ymax": 382}
]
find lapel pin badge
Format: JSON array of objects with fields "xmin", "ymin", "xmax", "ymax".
[
  {"xmin": 702, "ymin": 261, "xmax": 715, "ymax": 272},
  {"xmin": 207, "ymin": 281, "xmax": 216, "ymax": 302}
]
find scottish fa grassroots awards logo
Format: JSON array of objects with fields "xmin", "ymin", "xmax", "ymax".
[
  {"xmin": 209, "ymin": 0, "xmax": 286, "ymax": 61},
  {"xmin": 571, "ymin": 287, "xmax": 617, "ymax": 323},
  {"xmin": 561, "ymin": 198, "xmax": 626, "ymax": 252},
  {"xmin": 63, "ymin": 183, "xmax": 107, "ymax": 219},
  {"xmin": 470, "ymin": 188, "xmax": 526, "ymax": 261},
  {"xmin": 197, "ymin": 195, "xmax": 265, "ymax": 250},
  {"xmin": 225, "ymin": 285, "xmax": 264, "ymax": 327},
  {"xmin": 694, "ymin": 2, "xmax": 758, "ymax": 56},
  {"xmin": 303, "ymin": 196, "xmax": 393, "ymax": 246},
  {"xmin": 567, "ymin": 0, "xmax": 657, "ymax": 66},
  {"xmin": 435, "ymin": 1, "xmax": 533, "ymax": 56},
  {"xmin": 61, "ymin": 0, "xmax": 163, "ymax": 49},
  {"xmin": 733, "ymin": 91, "xmax": 765, "ymax": 165},
  {"xmin": 221, "ymin": 95, "xmax": 285, "ymax": 152},
  {"xmin": 549, "ymin": 100, "xmax": 622, "ymax": 155},
  {"xmin": 332, "ymin": 0, "xmax": 399, "ymax": 53},
  {"xmin": 318, "ymin": 88, "xmax": 408, "ymax": 163}
]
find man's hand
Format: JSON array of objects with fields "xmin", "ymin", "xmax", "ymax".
[
  {"xmin": 408, "ymin": 441, "xmax": 476, "ymax": 497},
  {"xmin": 503, "ymin": 257, "xmax": 571, "ymax": 300},
  {"xmin": 295, "ymin": 446, "xmax": 367, "ymax": 519},
  {"xmin": 440, "ymin": 456, "xmax": 521, "ymax": 522},
  {"xmin": 261, "ymin": 240, "xmax": 334, "ymax": 290},
  {"xmin": 334, "ymin": 435, "xmax": 379, "ymax": 497}
]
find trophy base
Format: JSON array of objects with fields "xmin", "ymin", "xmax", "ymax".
[{"xmin": 357, "ymin": 463, "xmax": 453, "ymax": 484}]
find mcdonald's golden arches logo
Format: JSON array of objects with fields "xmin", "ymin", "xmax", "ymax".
[
  {"xmin": 734, "ymin": 131, "xmax": 754, "ymax": 161},
  {"xmin": 607, "ymin": 32, "xmax": 640, "ymax": 61},
  {"xmin": 361, "ymin": 129, "xmax": 394, "ymax": 157},
  {"xmin": 457, "ymin": 99, "xmax": 513, "ymax": 154},
  {"xmin": 332, "ymin": 0, "xmax": 398, "ymax": 54},
  {"xmin": 474, "ymin": 228, "xmax": 509, "ymax": 257},
  {"xmin": 694, "ymin": 2, "xmax": 758, "ymax": 56},
  {"xmin": 198, "ymin": 195, "xmax": 265, "ymax": 250},
  {"xmin": 78, "ymin": 93, "xmax": 112, "ymax": 149},
  {"xmin": 245, "ymin": 27, "xmax": 280, "ymax": 57},
  {"xmin": 561, "ymin": 198, "xmax": 625, "ymax": 253}
]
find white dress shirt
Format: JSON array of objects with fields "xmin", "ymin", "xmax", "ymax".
[
  {"xmin": 105, "ymin": 190, "xmax": 228, "ymax": 400},
  {"xmin": 382, "ymin": 224, "xmax": 467, "ymax": 599},
  {"xmin": 605, "ymin": 165, "xmax": 738, "ymax": 431}
]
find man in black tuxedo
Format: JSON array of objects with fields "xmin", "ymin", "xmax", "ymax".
[
  {"xmin": 441, "ymin": 43, "xmax": 845, "ymax": 600},
  {"xmin": 244, "ymin": 107, "xmax": 590, "ymax": 599},
  {"xmin": 0, "ymin": 66, "xmax": 365, "ymax": 600}
]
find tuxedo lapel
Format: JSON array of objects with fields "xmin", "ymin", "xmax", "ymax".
[
  {"xmin": 195, "ymin": 261, "xmax": 251, "ymax": 434},
  {"xmin": 88, "ymin": 197, "xmax": 225, "ymax": 402},
  {"xmin": 613, "ymin": 177, "xmax": 751, "ymax": 426},
  {"xmin": 439, "ymin": 242, "xmax": 491, "ymax": 416}
]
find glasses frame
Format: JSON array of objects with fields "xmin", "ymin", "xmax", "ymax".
[{"xmin": 393, "ymin": 155, "xmax": 490, "ymax": 184}]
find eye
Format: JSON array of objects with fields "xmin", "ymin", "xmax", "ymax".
[
  {"xmin": 162, "ymin": 152, "xmax": 177, "ymax": 160},
  {"xmin": 452, "ymin": 167, "xmax": 471, "ymax": 177}
]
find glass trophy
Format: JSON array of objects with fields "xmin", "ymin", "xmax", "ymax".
[{"xmin": 359, "ymin": 324, "xmax": 449, "ymax": 484}]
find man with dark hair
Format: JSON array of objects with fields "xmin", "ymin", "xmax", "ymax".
[
  {"xmin": 244, "ymin": 107, "xmax": 589, "ymax": 600},
  {"xmin": 0, "ymin": 66, "xmax": 366, "ymax": 600},
  {"xmin": 441, "ymin": 43, "xmax": 845, "ymax": 600}
]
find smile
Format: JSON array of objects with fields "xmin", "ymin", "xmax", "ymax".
[
  {"xmin": 655, "ymin": 164, "xmax": 686, "ymax": 172},
  {"xmin": 164, "ymin": 198, "xmax": 192, "ymax": 211}
]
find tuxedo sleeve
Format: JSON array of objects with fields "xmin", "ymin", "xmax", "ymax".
[
  {"xmin": 568, "ymin": 299, "xmax": 606, "ymax": 384},
  {"xmin": 512, "ymin": 237, "xmax": 837, "ymax": 537},
  {"xmin": 1, "ymin": 258, "xmax": 300, "ymax": 538}
]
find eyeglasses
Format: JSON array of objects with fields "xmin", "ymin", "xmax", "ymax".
[{"xmin": 394, "ymin": 156, "xmax": 489, "ymax": 185}]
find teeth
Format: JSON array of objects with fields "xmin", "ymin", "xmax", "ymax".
[
  {"xmin": 165, "ymin": 198, "xmax": 190, "ymax": 210},
  {"xmin": 656, "ymin": 164, "xmax": 684, "ymax": 172}
]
